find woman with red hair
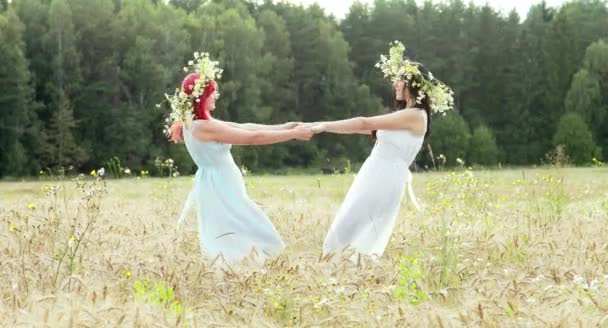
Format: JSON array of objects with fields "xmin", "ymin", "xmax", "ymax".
[{"xmin": 172, "ymin": 73, "xmax": 313, "ymax": 263}]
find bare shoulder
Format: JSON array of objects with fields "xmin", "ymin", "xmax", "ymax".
[
  {"xmin": 386, "ymin": 108, "xmax": 426, "ymax": 123},
  {"xmin": 400, "ymin": 108, "xmax": 427, "ymax": 134},
  {"xmin": 190, "ymin": 119, "xmax": 222, "ymax": 140},
  {"xmin": 403, "ymin": 108, "xmax": 427, "ymax": 119},
  {"xmin": 192, "ymin": 119, "xmax": 223, "ymax": 131}
]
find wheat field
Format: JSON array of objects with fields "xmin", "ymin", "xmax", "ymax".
[{"xmin": 1, "ymin": 167, "xmax": 607, "ymax": 327}]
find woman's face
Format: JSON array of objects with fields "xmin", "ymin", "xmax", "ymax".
[
  {"xmin": 206, "ymin": 87, "xmax": 220, "ymax": 112},
  {"xmin": 393, "ymin": 80, "xmax": 406, "ymax": 101}
]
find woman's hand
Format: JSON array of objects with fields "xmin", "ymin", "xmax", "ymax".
[
  {"xmin": 166, "ymin": 122, "xmax": 184, "ymax": 143},
  {"xmin": 292, "ymin": 126, "xmax": 314, "ymax": 141}
]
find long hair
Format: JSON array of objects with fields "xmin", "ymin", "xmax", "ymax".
[{"xmin": 399, "ymin": 72, "xmax": 432, "ymax": 141}]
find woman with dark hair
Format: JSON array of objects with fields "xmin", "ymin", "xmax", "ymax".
[
  {"xmin": 311, "ymin": 42, "xmax": 453, "ymax": 258},
  {"xmin": 165, "ymin": 53, "xmax": 314, "ymax": 263}
]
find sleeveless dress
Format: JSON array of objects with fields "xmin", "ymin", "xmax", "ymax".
[
  {"xmin": 176, "ymin": 121, "xmax": 285, "ymax": 263},
  {"xmin": 323, "ymin": 112, "xmax": 426, "ymax": 257}
]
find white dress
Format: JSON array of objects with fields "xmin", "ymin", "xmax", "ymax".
[
  {"xmin": 323, "ymin": 112, "xmax": 426, "ymax": 257},
  {"xmin": 177, "ymin": 122, "xmax": 285, "ymax": 263}
]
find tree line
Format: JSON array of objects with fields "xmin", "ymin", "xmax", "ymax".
[{"xmin": 1, "ymin": 0, "xmax": 607, "ymax": 177}]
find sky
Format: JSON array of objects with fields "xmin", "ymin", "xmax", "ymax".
[{"xmin": 282, "ymin": 0, "xmax": 569, "ymax": 20}]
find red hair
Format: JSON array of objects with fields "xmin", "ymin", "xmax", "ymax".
[
  {"xmin": 167, "ymin": 75, "xmax": 217, "ymax": 143},
  {"xmin": 182, "ymin": 73, "xmax": 216, "ymax": 120}
]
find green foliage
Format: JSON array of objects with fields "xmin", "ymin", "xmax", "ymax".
[
  {"xmin": 582, "ymin": 40, "xmax": 608, "ymax": 158},
  {"xmin": 43, "ymin": 93, "xmax": 88, "ymax": 168},
  {"xmin": 430, "ymin": 112, "xmax": 471, "ymax": 166},
  {"xmin": 0, "ymin": 9, "xmax": 41, "ymax": 176},
  {"xmin": 565, "ymin": 69, "xmax": 603, "ymax": 132},
  {"xmin": 468, "ymin": 125, "xmax": 498, "ymax": 166},
  {"xmin": 2, "ymin": 0, "xmax": 608, "ymax": 177},
  {"xmin": 394, "ymin": 256, "xmax": 428, "ymax": 305},
  {"xmin": 133, "ymin": 279, "xmax": 184, "ymax": 317},
  {"xmin": 553, "ymin": 112, "xmax": 596, "ymax": 165},
  {"xmin": 105, "ymin": 156, "xmax": 127, "ymax": 179}
]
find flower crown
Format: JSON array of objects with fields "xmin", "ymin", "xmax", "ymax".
[
  {"xmin": 159, "ymin": 52, "xmax": 223, "ymax": 134},
  {"xmin": 375, "ymin": 41, "xmax": 454, "ymax": 114}
]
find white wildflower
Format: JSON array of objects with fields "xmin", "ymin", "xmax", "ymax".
[
  {"xmin": 573, "ymin": 275, "xmax": 588, "ymax": 289},
  {"xmin": 314, "ymin": 298, "xmax": 328, "ymax": 308}
]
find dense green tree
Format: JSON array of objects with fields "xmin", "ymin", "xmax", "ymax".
[
  {"xmin": 553, "ymin": 112, "xmax": 597, "ymax": 165},
  {"xmin": 0, "ymin": 9, "xmax": 40, "ymax": 176},
  {"xmin": 429, "ymin": 111, "xmax": 471, "ymax": 166},
  {"xmin": 2, "ymin": 0, "xmax": 608, "ymax": 177},
  {"xmin": 468, "ymin": 125, "xmax": 499, "ymax": 166}
]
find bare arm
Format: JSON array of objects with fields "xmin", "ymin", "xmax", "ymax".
[
  {"xmin": 314, "ymin": 109, "xmax": 426, "ymax": 135},
  {"xmin": 220, "ymin": 120, "xmax": 299, "ymax": 131},
  {"xmin": 191, "ymin": 120, "xmax": 312, "ymax": 145}
]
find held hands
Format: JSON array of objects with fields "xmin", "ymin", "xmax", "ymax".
[
  {"xmin": 292, "ymin": 125, "xmax": 314, "ymax": 141},
  {"xmin": 293, "ymin": 122, "xmax": 326, "ymax": 134},
  {"xmin": 285, "ymin": 121, "xmax": 326, "ymax": 141}
]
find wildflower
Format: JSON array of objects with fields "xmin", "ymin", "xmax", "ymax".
[
  {"xmin": 27, "ymin": 203, "xmax": 35, "ymax": 210},
  {"xmin": 240, "ymin": 165, "xmax": 249, "ymax": 176},
  {"xmin": 314, "ymin": 298, "xmax": 328, "ymax": 309},
  {"xmin": 90, "ymin": 169, "xmax": 96, "ymax": 176},
  {"xmin": 573, "ymin": 275, "xmax": 587, "ymax": 289},
  {"xmin": 9, "ymin": 225, "xmax": 15, "ymax": 232}
]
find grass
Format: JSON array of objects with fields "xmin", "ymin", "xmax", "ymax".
[{"xmin": 1, "ymin": 167, "xmax": 607, "ymax": 326}]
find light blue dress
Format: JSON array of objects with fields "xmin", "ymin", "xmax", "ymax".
[{"xmin": 177, "ymin": 122, "xmax": 285, "ymax": 263}]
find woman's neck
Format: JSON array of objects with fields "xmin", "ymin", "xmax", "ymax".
[{"xmin": 406, "ymin": 98, "xmax": 416, "ymax": 108}]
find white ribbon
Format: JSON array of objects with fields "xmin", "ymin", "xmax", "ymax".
[{"xmin": 406, "ymin": 170, "xmax": 422, "ymax": 211}]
